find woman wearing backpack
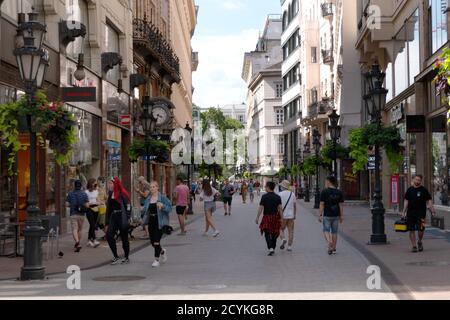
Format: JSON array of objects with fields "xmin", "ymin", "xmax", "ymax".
[
  {"xmin": 105, "ymin": 177, "xmax": 132, "ymax": 265},
  {"xmin": 143, "ymin": 181, "xmax": 172, "ymax": 267}
]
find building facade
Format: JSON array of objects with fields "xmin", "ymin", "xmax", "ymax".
[
  {"xmin": 242, "ymin": 15, "xmax": 283, "ymax": 181},
  {"xmin": 281, "ymin": 0, "xmax": 361, "ymax": 198},
  {"xmin": 355, "ymin": 0, "xmax": 450, "ymax": 215},
  {"xmin": 0, "ymin": 0, "xmax": 197, "ymax": 233}
]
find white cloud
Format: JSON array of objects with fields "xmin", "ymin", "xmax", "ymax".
[
  {"xmin": 192, "ymin": 28, "xmax": 259, "ymax": 108},
  {"xmin": 221, "ymin": 0, "xmax": 245, "ymax": 10}
]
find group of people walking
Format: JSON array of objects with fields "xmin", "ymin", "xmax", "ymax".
[
  {"xmin": 65, "ymin": 171, "xmax": 437, "ymax": 269},
  {"xmin": 66, "ymin": 176, "xmax": 172, "ymax": 267}
]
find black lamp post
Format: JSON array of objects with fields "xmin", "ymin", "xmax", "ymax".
[
  {"xmin": 296, "ymin": 148, "xmax": 302, "ymax": 198},
  {"xmin": 328, "ymin": 109, "xmax": 341, "ymax": 177},
  {"xmin": 303, "ymin": 141, "xmax": 311, "ymax": 202},
  {"xmin": 282, "ymin": 154, "xmax": 288, "ymax": 180},
  {"xmin": 312, "ymin": 129, "xmax": 322, "ymax": 209},
  {"xmin": 15, "ymin": 9, "xmax": 48, "ymax": 280},
  {"xmin": 141, "ymin": 96, "xmax": 157, "ymax": 182},
  {"xmin": 364, "ymin": 63, "xmax": 388, "ymax": 244},
  {"xmin": 185, "ymin": 122, "xmax": 195, "ymax": 215}
]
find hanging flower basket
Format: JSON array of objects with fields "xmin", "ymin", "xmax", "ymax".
[{"xmin": 0, "ymin": 91, "xmax": 77, "ymax": 175}]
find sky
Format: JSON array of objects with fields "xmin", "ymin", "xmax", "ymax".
[{"xmin": 192, "ymin": 0, "xmax": 281, "ymax": 108}]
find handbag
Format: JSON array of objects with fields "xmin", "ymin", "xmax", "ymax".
[{"xmin": 394, "ymin": 218, "xmax": 408, "ymax": 232}]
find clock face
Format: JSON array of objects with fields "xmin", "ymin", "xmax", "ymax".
[{"xmin": 152, "ymin": 106, "xmax": 169, "ymax": 125}]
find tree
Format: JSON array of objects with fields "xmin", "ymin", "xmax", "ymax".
[{"xmin": 199, "ymin": 108, "xmax": 245, "ymax": 179}]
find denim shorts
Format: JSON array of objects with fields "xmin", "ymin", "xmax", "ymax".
[
  {"xmin": 323, "ymin": 216, "xmax": 339, "ymax": 234},
  {"xmin": 204, "ymin": 201, "xmax": 216, "ymax": 213}
]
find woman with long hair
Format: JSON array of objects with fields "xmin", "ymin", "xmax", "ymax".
[
  {"xmin": 85, "ymin": 178, "xmax": 100, "ymax": 248},
  {"xmin": 200, "ymin": 179, "xmax": 220, "ymax": 237},
  {"xmin": 143, "ymin": 181, "xmax": 172, "ymax": 267},
  {"xmin": 106, "ymin": 177, "xmax": 131, "ymax": 265}
]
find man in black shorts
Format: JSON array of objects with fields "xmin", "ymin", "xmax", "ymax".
[
  {"xmin": 222, "ymin": 179, "xmax": 235, "ymax": 216},
  {"xmin": 402, "ymin": 174, "xmax": 436, "ymax": 252}
]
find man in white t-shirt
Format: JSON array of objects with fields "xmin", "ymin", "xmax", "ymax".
[{"xmin": 278, "ymin": 180, "xmax": 297, "ymax": 251}]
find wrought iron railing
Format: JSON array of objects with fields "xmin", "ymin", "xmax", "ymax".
[
  {"xmin": 321, "ymin": 49, "xmax": 334, "ymax": 64},
  {"xmin": 133, "ymin": 18, "xmax": 180, "ymax": 79}
]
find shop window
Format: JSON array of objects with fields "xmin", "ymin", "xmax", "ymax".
[
  {"xmin": 429, "ymin": 0, "xmax": 448, "ymax": 54},
  {"xmin": 66, "ymin": 0, "xmax": 91, "ymax": 68},
  {"xmin": 105, "ymin": 21, "xmax": 121, "ymax": 84},
  {"xmin": 431, "ymin": 115, "xmax": 449, "ymax": 206}
]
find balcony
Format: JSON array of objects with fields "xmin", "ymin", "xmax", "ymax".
[
  {"xmin": 133, "ymin": 18, "xmax": 180, "ymax": 84},
  {"xmin": 321, "ymin": 3, "xmax": 333, "ymax": 18},
  {"xmin": 321, "ymin": 49, "xmax": 334, "ymax": 65},
  {"xmin": 192, "ymin": 52, "xmax": 199, "ymax": 72}
]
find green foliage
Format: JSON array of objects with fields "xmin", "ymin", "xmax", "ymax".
[
  {"xmin": 128, "ymin": 138, "xmax": 170, "ymax": 163},
  {"xmin": 0, "ymin": 91, "xmax": 76, "ymax": 175},
  {"xmin": 434, "ymin": 47, "xmax": 450, "ymax": 121},
  {"xmin": 290, "ymin": 164, "xmax": 301, "ymax": 178},
  {"xmin": 278, "ymin": 167, "xmax": 291, "ymax": 178},
  {"xmin": 302, "ymin": 155, "xmax": 325, "ymax": 176},
  {"xmin": 199, "ymin": 107, "xmax": 245, "ymax": 176},
  {"xmin": 348, "ymin": 123, "xmax": 403, "ymax": 174},
  {"xmin": 320, "ymin": 140, "xmax": 349, "ymax": 165}
]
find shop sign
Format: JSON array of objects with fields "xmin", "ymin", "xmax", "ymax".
[
  {"xmin": 119, "ymin": 115, "xmax": 131, "ymax": 126},
  {"xmin": 390, "ymin": 103, "xmax": 404, "ymax": 124},
  {"xmin": 390, "ymin": 174, "xmax": 400, "ymax": 205},
  {"xmin": 406, "ymin": 115, "xmax": 426, "ymax": 133},
  {"xmin": 106, "ymin": 124, "xmax": 122, "ymax": 143},
  {"xmin": 61, "ymin": 87, "xmax": 96, "ymax": 102}
]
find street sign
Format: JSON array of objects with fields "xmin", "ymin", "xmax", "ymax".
[
  {"xmin": 61, "ymin": 87, "xmax": 96, "ymax": 102},
  {"xmin": 119, "ymin": 115, "xmax": 131, "ymax": 126},
  {"xmin": 367, "ymin": 155, "xmax": 376, "ymax": 170}
]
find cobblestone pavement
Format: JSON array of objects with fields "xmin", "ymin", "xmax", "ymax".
[{"xmin": 0, "ymin": 195, "xmax": 396, "ymax": 299}]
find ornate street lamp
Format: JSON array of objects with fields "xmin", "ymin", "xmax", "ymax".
[
  {"xmin": 141, "ymin": 96, "xmax": 157, "ymax": 182},
  {"xmin": 15, "ymin": 8, "xmax": 48, "ymax": 281},
  {"xmin": 364, "ymin": 63, "xmax": 388, "ymax": 245},
  {"xmin": 312, "ymin": 129, "xmax": 322, "ymax": 209},
  {"xmin": 185, "ymin": 121, "xmax": 194, "ymax": 215},
  {"xmin": 282, "ymin": 154, "xmax": 288, "ymax": 180},
  {"xmin": 303, "ymin": 140, "xmax": 311, "ymax": 202},
  {"xmin": 328, "ymin": 109, "xmax": 341, "ymax": 177}
]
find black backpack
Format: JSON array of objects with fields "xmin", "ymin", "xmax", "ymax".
[{"xmin": 326, "ymin": 188, "xmax": 341, "ymax": 216}]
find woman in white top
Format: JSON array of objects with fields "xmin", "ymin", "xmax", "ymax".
[
  {"xmin": 85, "ymin": 178, "xmax": 100, "ymax": 248},
  {"xmin": 278, "ymin": 180, "xmax": 297, "ymax": 251},
  {"xmin": 200, "ymin": 179, "xmax": 220, "ymax": 237}
]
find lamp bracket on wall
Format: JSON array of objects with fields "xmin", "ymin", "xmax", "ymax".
[
  {"xmin": 59, "ymin": 20, "xmax": 87, "ymax": 51},
  {"xmin": 101, "ymin": 52, "xmax": 122, "ymax": 74},
  {"xmin": 130, "ymin": 74, "xmax": 148, "ymax": 90}
]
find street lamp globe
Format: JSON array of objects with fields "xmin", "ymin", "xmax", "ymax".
[
  {"xmin": 364, "ymin": 63, "xmax": 388, "ymax": 120},
  {"xmin": 141, "ymin": 96, "xmax": 156, "ymax": 135}
]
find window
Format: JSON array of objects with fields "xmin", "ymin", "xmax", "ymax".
[
  {"xmin": 311, "ymin": 47, "xmax": 317, "ymax": 63},
  {"xmin": 238, "ymin": 115, "xmax": 245, "ymax": 123},
  {"xmin": 311, "ymin": 88, "xmax": 318, "ymax": 104},
  {"xmin": 429, "ymin": 0, "xmax": 448, "ymax": 54},
  {"xmin": 276, "ymin": 83, "xmax": 283, "ymax": 98},
  {"xmin": 0, "ymin": 0, "xmax": 32, "ymax": 21},
  {"xmin": 67, "ymin": 0, "xmax": 91, "ymax": 68},
  {"xmin": 283, "ymin": 98, "xmax": 300, "ymax": 121},
  {"xmin": 283, "ymin": 63, "xmax": 301, "ymax": 91},
  {"xmin": 278, "ymin": 136, "xmax": 285, "ymax": 155},
  {"xmin": 105, "ymin": 21, "xmax": 120, "ymax": 83},
  {"xmin": 282, "ymin": 29, "xmax": 300, "ymax": 60},
  {"xmin": 390, "ymin": 9, "xmax": 420, "ymax": 96},
  {"xmin": 275, "ymin": 108, "xmax": 284, "ymax": 125},
  {"xmin": 282, "ymin": 0, "xmax": 299, "ymax": 32}
]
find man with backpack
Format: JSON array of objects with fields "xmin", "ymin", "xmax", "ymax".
[
  {"xmin": 66, "ymin": 180, "xmax": 90, "ymax": 252},
  {"xmin": 318, "ymin": 176, "xmax": 344, "ymax": 255}
]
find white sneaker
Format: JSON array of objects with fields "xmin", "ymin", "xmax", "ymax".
[
  {"xmin": 212, "ymin": 230, "xmax": 220, "ymax": 237},
  {"xmin": 93, "ymin": 240, "xmax": 100, "ymax": 248},
  {"xmin": 152, "ymin": 260, "xmax": 160, "ymax": 268},
  {"xmin": 160, "ymin": 249, "xmax": 167, "ymax": 263},
  {"xmin": 87, "ymin": 240, "xmax": 94, "ymax": 247},
  {"xmin": 287, "ymin": 246, "xmax": 292, "ymax": 252}
]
